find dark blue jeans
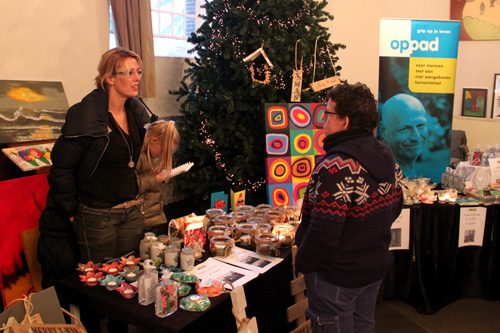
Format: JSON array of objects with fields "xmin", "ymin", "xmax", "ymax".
[
  {"xmin": 304, "ymin": 272, "xmax": 382, "ymax": 333},
  {"xmin": 73, "ymin": 202, "xmax": 144, "ymax": 263}
]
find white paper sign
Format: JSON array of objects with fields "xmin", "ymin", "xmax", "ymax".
[
  {"xmin": 214, "ymin": 246, "xmax": 283, "ymax": 274},
  {"xmin": 489, "ymin": 157, "xmax": 500, "ymax": 186},
  {"xmin": 459, "ymin": 207, "xmax": 487, "ymax": 247},
  {"xmin": 390, "ymin": 208, "xmax": 410, "ymax": 250},
  {"xmin": 192, "ymin": 258, "xmax": 259, "ymax": 287}
]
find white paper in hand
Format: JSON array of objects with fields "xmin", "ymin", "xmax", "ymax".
[{"xmin": 162, "ymin": 162, "xmax": 194, "ymax": 180}]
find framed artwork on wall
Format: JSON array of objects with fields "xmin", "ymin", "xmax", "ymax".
[
  {"xmin": 492, "ymin": 74, "xmax": 500, "ymax": 119},
  {"xmin": 461, "ymin": 88, "xmax": 488, "ymax": 118},
  {"xmin": 450, "ymin": 0, "xmax": 500, "ymax": 41}
]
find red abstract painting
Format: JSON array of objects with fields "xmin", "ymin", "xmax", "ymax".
[{"xmin": 0, "ymin": 174, "xmax": 48, "ymax": 306}]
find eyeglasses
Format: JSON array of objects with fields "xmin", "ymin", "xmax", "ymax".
[
  {"xmin": 113, "ymin": 69, "xmax": 143, "ymax": 78},
  {"xmin": 323, "ymin": 111, "xmax": 339, "ymax": 116}
]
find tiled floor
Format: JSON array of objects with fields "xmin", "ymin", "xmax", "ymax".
[{"xmin": 374, "ymin": 298, "xmax": 500, "ymax": 332}]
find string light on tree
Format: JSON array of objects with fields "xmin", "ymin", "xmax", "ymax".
[{"xmin": 170, "ymin": 0, "xmax": 345, "ymax": 210}]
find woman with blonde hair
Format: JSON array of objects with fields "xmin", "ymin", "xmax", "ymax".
[
  {"xmin": 136, "ymin": 120, "xmax": 180, "ymax": 232},
  {"xmin": 38, "ymin": 47, "xmax": 151, "ymax": 275}
]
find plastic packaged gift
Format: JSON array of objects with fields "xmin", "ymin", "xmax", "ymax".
[
  {"xmin": 196, "ymin": 279, "xmax": 233, "ymax": 297},
  {"xmin": 179, "ymin": 294, "xmax": 211, "ymax": 312},
  {"xmin": 169, "ymin": 213, "xmax": 207, "ymax": 259}
]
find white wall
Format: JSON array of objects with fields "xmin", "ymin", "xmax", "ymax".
[
  {"xmin": 0, "ymin": 0, "xmax": 109, "ymax": 106},
  {"xmin": 0, "ymin": 0, "xmax": 498, "ymax": 149}
]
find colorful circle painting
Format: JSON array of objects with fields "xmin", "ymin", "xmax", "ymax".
[
  {"xmin": 267, "ymin": 106, "xmax": 288, "ymax": 129},
  {"xmin": 266, "ymin": 134, "xmax": 289, "ymax": 155},
  {"xmin": 314, "ymin": 130, "xmax": 325, "ymax": 154},
  {"xmin": 313, "ymin": 103, "xmax": 327, "ymax": 128},
  {"xmin": 269, "ymin": 158, "xmax": 291, "ymax": 183},
  {"xmin": 290, "ymin": 105, "xmax": 312, "ymax": 128},
  {"xmin": 271, "ymin": 187, "xmax": 291, "ymax": 206},
  {"xmin": 293, "ymin": 182, "xmax": 308, "ymax": 202},
  {"xmin": 292, "ymin": 156, "xmax": 313, "ymax": 179},
  {"xmin": 293, "ymin": 133, "xmax": 312, "ymax": 155}
]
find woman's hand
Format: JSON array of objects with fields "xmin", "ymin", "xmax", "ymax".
[{"xmin": 156, "ymin": 172, "xmax": 164, "ymax": 183}]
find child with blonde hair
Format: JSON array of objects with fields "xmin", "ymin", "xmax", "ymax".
[{"xmin": 136, "ymin": 120, "xmax": 180, "ymax": 232}]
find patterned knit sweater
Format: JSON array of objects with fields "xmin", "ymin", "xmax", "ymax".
[{"xmin": 295, "ymin": 129, "xmax": 403, "ymax": 288}]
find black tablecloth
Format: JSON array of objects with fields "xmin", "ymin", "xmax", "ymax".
[
  {"xmin": 55, "ymin": 250, "xmax": 294, "ymax": 333},
  {"xmin": 382, "ymin": 203, "xmax": 500, "ymax": 314}
]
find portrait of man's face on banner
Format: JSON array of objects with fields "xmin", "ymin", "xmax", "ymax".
[
  {"xmin": 378, "ymin": 19, "xmax": 460, "ymax": 183},
  {"xmin": 378, "ymin": 57, "xmax": 454, "ymax": 183}
]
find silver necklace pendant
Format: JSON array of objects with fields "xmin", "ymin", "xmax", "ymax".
[{"xmin": 128, "ymin": 160, "xmax": 135, "ymax": 168}]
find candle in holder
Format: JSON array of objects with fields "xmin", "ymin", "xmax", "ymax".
[
  {"xmin": 207, "ymin": 225, "xmax": 231, "ymax": 239},
  {"xmin": 139, "ymin": 237, "xmax": 153, "ymax": 260},
  {"xmin": 236, "ymin": 205, "xmax": 255, "ymax": 215},
  {"xmin": 106, "ymin": 281, "xmax": 118, "ymax": 291},
  {"xmin": 252, "ymin": 208, "xmax": 267, "ymax": 218},
  {"xmin": 213, "ymin": 215, "xmax": 236, "ymax": 231},
  {"xmin": 272, "ymin": 223, "xmax": 295, "ymax": 247},
  {"xmin": 234, "ymin": 223, "xmax": 258, "ymax": 249},
  {"xmin": 278, "ymin": 205, "xmax": 298, "ymax": 221},
  {"xmin": 254, "ymin": 233, "xmax": 278, "ymax": 256},
  {"xmin": 157, "ymin": 234, "xmax": 169, "ymax": 246},
  {"xmin": 164, "ymin": 244, "xmax": 179, "ymax": 267},
  {"xmin": 256, "ymin": 204, "xmax": 273, "ymax": 210},
  {"xmin": 209, "ymin": 236, "xmax": 234, "ymax": 257},
  {"xmin": 254, "ymin": 222, "xmax": 273, "ymax": 235},
  {"xmin": 205, "ymin": 208, "xmax": 226, "ymax": 227},
  {"xmin": 168, "ymin": 237, "xmax": 182, "ymax": 250},
  {"xmin": 180, "ymin": 246, "xmax": 195, "ymax": 271},
  {"xmin": 229, "ymin": 211, "xmax": 250, "ymax": 224},
  {"xmin": 264, "ymin": 210, "xmax": 286, "ymax": 225}
]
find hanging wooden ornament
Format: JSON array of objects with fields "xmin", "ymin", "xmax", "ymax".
[
  {"xmin": 291, "ymin": 39, "xmax": 304, "ymax": 102},
  {"xmin": 244, "ymin": 42, "xmax": 273, "ymax": 85},
  {"xmin": 249, "ymin": 63, "xmax": 271, "ymax": 85},
  {"xmin": 309, "ymin": 36, "xmax": 341, "ymax": 92},
  {"xmin": 243, "ymin": 42, "xmax": 274, "ymax": 69}
]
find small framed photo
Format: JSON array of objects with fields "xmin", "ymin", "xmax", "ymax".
[
  {"xmin": 492, "ymin": 74, "xmax": 500, "ymax": 118},
  {"xmin": 461, "ymin": 88, "xmax": 488, "ymax": 118}
]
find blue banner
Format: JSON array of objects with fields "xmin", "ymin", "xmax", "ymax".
[{"xmin": 378, "ymin": 19, "xmax": 460, "ymax": 183}]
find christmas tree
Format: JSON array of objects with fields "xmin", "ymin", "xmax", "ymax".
[{"xmin": 170, "ymin": 0, "xmax": 345, "ymax": 212}]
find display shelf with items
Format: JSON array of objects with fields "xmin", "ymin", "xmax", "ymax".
[
  {"xmin": 67, "ymin": 202, "xmax": 299, "ymax": 325},
  {"xmin": 401, "ymin": 177, "xmax": 438, "ymax": 205},
  {"xmin": 466, "ymin": 188, "xmax": 500, "ymax": 205}
]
